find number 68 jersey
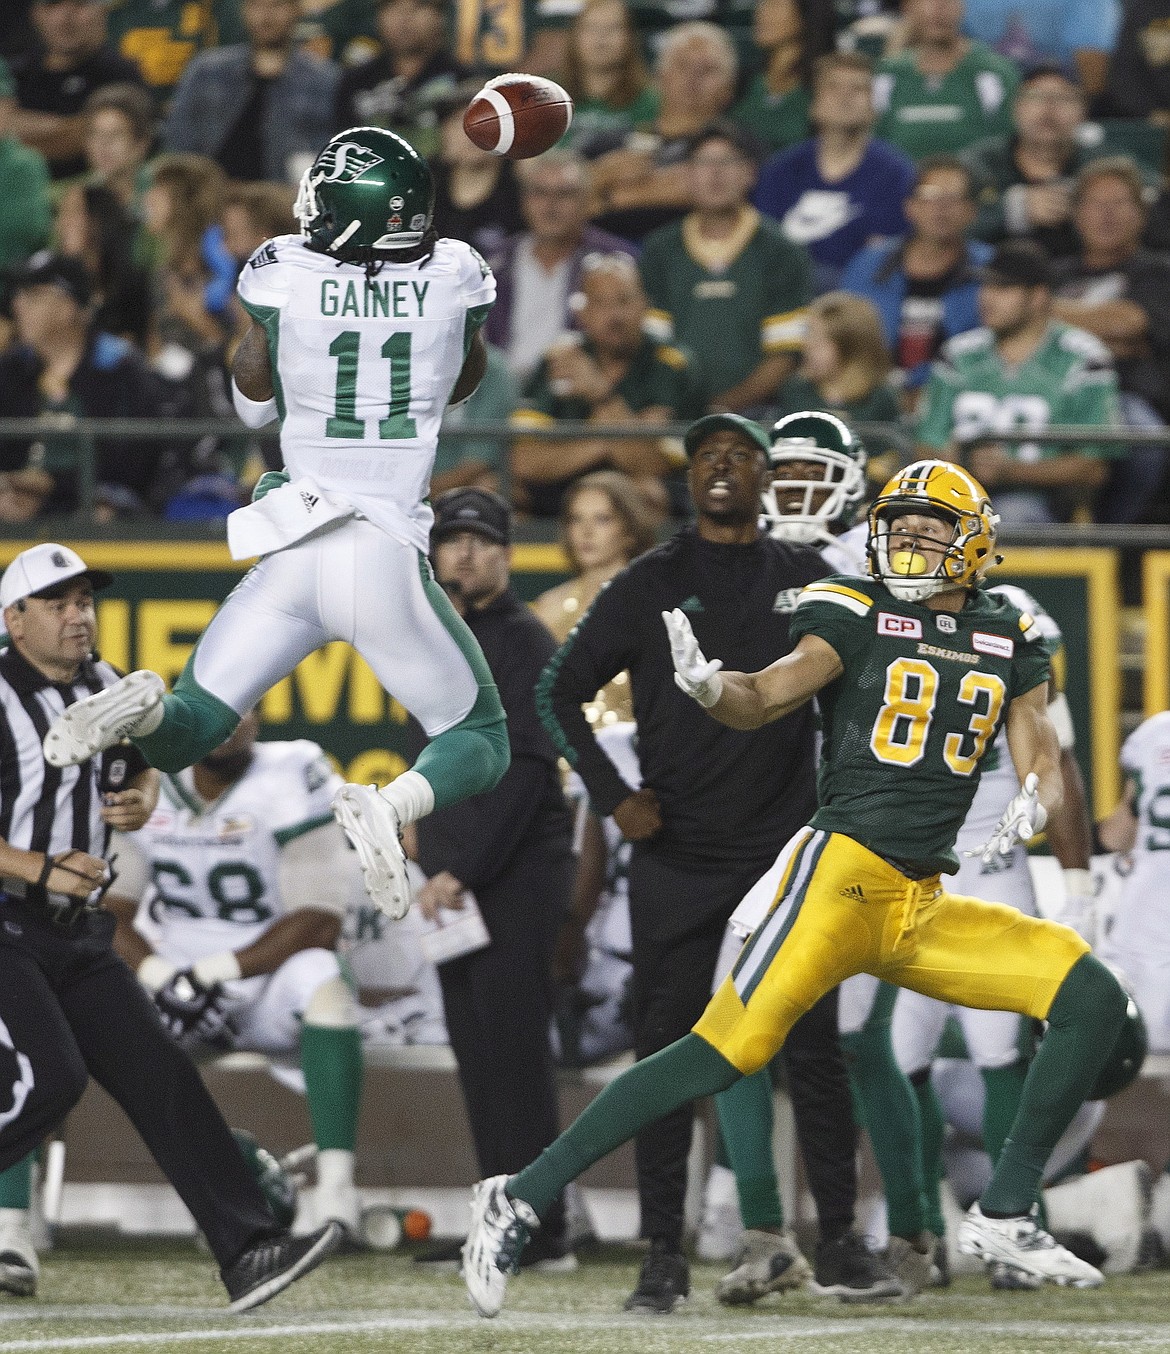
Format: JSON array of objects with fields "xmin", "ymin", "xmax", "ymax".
[
  {"xmin": 788, "ymin": 576, "xmax": 1051, "ymax": 876},
  {"xmin": 124, "ymin": 741, "xmax": 344, "ymax": 961},
  {"xmin": 237, "ymin": 232, "xmax": 495, "ymax": 552}
]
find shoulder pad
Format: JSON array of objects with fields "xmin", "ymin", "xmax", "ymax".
[
  {"xmin": 943, "ymin": 327, "xmax": 993, "ymax": 360},
  {"xmin": 796, "ymin": 577, "xmax": 877, "ymax": 617},
  {"xmin": 1058, "ymin": 324, "xmax": 1112, "ymax": 365}
]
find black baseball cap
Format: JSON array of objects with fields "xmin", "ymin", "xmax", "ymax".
[
  {"xmin": 980, "ymin": 240, "xmax": 1054, "ymax": 289},
  {"xmin": 431, "ymin": 488, "xmax": 512, "ymax": 546},
  {"xmin": 13, "ymin": 252, "xmax": 91, "ymax": 308},
  {"xmin": 683, "ymin": 413, "xmax": 771, "ymax": 460}
]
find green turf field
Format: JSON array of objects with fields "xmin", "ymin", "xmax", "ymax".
[{"xmin": 6, "ymin": 1238, "xmax": 1170, "ymax": 1354}]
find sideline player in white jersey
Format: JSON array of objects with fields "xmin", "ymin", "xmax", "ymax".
[
  {"xmin": 1099, "ymin": 711, "xmax": 1170, "ymax": 1049},
  {"xmin": 43, "ymin": 128, "xmax": 510, "ymax": 920},
  {"xmin": 104, "ymin": 714, "xmax": 368, "ymax": 1240}
]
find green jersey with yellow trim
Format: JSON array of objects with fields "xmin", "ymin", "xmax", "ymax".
[
  {"xmin": 639, "ymin": 212, "xmax": 811, "ymax": 402},
  {"xmin": 789, "ymin": 576, "xmax": 1050, "ymax": 874}
]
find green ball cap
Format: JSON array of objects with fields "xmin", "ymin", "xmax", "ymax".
[{"xmin": 683, "ymin": 413, "xmax": 771, "ymax": 459}]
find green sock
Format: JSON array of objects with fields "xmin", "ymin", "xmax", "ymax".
[
  {"xmin": 301, "ymin": 1024, "xmax": 364, "ymax": 1151},
  {"xmin": 911, "ymin": 1071, "xmax": 946, "ymax": 1238},
  {"xmin": 716, "ymin": 1069, "xmax": 784, "ymax": 1231},
  {"xmin": 981, "ymin": 1058, "xmax": 1028, "ymax": 1168},
  {"xmin": 842, "ymin": 986, "xmax": 926, "ymax": 1238},
  {"xmin": 0, "ymin": 1155, "xmax": 32, "ymax": 1209},
  {"xmin": 982, "ymin": 955, "xmax": 1127, "ymax": 1217},
  {"xmin": 510, "ymin": 1034, "xmax": 740, "ymax": 1220},
  {"xmin": 413, "ymin": 717, "xmax": 509, "ymax": 809},
  {"xmin": 132, "ymin": 660, "xmax": 239, "ymax": 773}
]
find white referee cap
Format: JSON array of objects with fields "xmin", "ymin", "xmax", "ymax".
[{"xmin": 0, "ymin": 544, "xmax": 113, "ymax": 611}]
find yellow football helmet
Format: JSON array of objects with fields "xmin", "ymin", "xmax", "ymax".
[{"xmin": 866, "ymin": 460, "xmax": 1000, "ymax": 602}]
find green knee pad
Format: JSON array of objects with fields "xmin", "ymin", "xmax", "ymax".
[
  {"xmin": 132, "ymin": 661, "xmax": 240, "ymax": 773},
  {"xmin": 414, "ymin": 697, "xmax": 509, "ymax": 811}
]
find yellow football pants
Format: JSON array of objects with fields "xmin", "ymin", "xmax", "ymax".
[{"xmin": 695, "ymin": 828, "xmax": 1089, "ymax": 1075}]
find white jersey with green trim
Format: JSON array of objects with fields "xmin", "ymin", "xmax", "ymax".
[
  {"xmin": 237, "ymin": 233, "xmax": 495, "ymax": 551},
  {"xmin": 131, "ymin": 741, "xmax": 343, "ymax": 958}
]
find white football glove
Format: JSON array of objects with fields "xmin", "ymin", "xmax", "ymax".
[
  {"xmin": 968, "ymin": 771, "xmax": 1047, "ymax": 866},
  {"xmin": 662, "ymin": 609, "xmax": 723, "ymax": 708}
]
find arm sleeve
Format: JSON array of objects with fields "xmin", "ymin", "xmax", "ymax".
[
  {"xmin": 1010, "ymin": 634, "xmax": 1052, "ymax": 700},
  {"xmin": 638, "ymin": 236, "xmax": 674, "ymax": 341},
  {"xmin": 915, "ymin": 362, "xmax": 961, "ymax": 449},
  {"xmin": 232, "ymin": 384, "xmax": 278, "ymax": 427},
  {"xmin": 535, "ymin": 579, "xmax": 640, "ymax": 817},
  {"xmin": 787, "ymin": 590, "xmax": 873, "ymax": 666},
  {"xmin": 459, "ymin": 241, "xmax": 497, "ymax": 316},
  {"xmin": 761, "ymin": 239, "xmax": 812, "ymax": 354},
  {"xmin": 237, "ymin": 240, "xmax": 292, "ymax": 313}
]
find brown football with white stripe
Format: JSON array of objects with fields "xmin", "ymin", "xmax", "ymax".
[{"xmin": 463, "ymin": 74, "xmax": 574, "ymax": 160}]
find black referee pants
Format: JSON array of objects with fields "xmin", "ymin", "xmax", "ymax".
[
  {"xmin": 438, "ymin": 842, "xmax": 572, "ymax": 1244},
  {"xmin": 628, "ymin": 849, "xmax": 858, "ymax": 1251},
  {"xmin": 0, "ymin": 901, "xmax": 279, "ymax": 1270}
]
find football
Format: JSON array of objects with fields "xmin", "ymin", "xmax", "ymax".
[{"xmin": 463, "ymin": 74, "xmax": 574, "ymax": 160}]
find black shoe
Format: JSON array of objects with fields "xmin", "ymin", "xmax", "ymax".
[
  {"xmin": 414, "ymin": 1237, "xmax": 465, "ymax": 1270},
  {"xmin": 623, "ymin": 1239, "xmax": 689, "ymax": 1314},
  {"xmin": 222, "ymin": 1222, "xmax": 342, "ymax": 1312},
  {"xmin": 811, "ymin": 1231, "xmax": 903, "ymax": 1303}
]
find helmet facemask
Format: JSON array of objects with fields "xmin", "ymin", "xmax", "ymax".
[
  {"xmin": 868, "ymin": 502, "xmax": 997, "ymax": 602},
  {"xmin": 761, "ymin": 437, "xmax": 867, "ymax": 545}
]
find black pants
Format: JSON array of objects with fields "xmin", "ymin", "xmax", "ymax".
[
  {"xmin": 628, "ymin": 849, "xmax": 858, "ymax": 1250},
  {"xmin": 438, "ymin": 843, "xmax": 572, "ymax": 1243},
  {"xmin": 0, "ymin": 901, "xmax": 279, "ymax": 1270}
]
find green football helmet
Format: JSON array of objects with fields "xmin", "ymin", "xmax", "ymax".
[
  {"xmin": 761, "ymin": 410, "xmax": 868, "ymax": 546},
  {"xmin": 231, "ymin": 1128, "xmax": 298, "ymax": 1228},
  {"xmin": 295, "ymin": 126, "xmax": 435, "ymax": 260},
  {"xmin": 1088, "ymin": 995, "xmax": 1148, "ymax": 1101}
]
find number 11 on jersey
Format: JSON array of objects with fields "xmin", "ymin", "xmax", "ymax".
[{"xmin": 327, "ymin": 331, "xmax": 417, "ymax": 440}]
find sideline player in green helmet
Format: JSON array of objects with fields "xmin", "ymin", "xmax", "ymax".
[{"xmin": 44, "ymin": 126, "xmax": 510, "ymax": 923}]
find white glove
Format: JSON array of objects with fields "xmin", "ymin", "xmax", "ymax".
[
  {"xmin": 1050, "ymin": 868, "xmax": 1099, "ymax": 948},
  {"xmin": 662, "ymin": 609, "xmax": 723, "ymax": 708},
  {"xmin": 968, "ymin": 771, "xmax": 1047, "ymax": 866}
]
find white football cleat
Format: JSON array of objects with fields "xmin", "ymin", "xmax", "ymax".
[
  {"xmin": 958, "ymin": 1202, "xmax": 1103, "ymax": 1288},
  {"xmin": 463, "ymin": 1175, "xmax": 538, "ymax": 1318},
  {"xmin": 43, "ymin": 670, "xmax": 165, "ymax": 767},
  {"xmin": 0, "ymin": 1209, "xmax": 38, "ymax": 1297},
  {"xmin": 332, "ymin": 785, "xmax": 411, "ymax": 919}
]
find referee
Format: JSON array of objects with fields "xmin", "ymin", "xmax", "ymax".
[
  {"xmin": 538, "ymin": 415, "xmax": 889, "ymax": 1311},
  {"xmin": 0, "ymin": 543, "xmax": 338, "ymax": 1308}
]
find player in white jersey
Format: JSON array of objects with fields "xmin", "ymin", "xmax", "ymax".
[
  {"xmin": 43, "ymin": 128, "xmax": 510, "ymax": 921},
  {"xmin": 1099, "ymin": 711, "xmax": 1170, "ymax": 1050},
  {"xmin": 105, "ymin": 714, "xmax": 367, "ymax": 1239}
]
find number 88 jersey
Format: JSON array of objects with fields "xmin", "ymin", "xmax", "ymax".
[
  {"xmin": 789, "ymin": 575, "xmax": 1050, "ymax": 875},
  {"xmin": 127, "ymin": 741, "xmax": 343, "ymax": 960}
]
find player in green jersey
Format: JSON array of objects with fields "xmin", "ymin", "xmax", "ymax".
[{"xmin": 462, "ymin": 457, "xmax": 1130, "ymax": 1315}]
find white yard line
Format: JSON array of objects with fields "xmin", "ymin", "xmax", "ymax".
[{"xmin": 3, "ymin": 1313, "xmax": 1170, "ymax": 1352}]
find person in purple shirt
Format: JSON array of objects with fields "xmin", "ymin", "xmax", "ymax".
[{"xmin": 753, "ymin": 51, "xmax": 916, "ymax": 293}]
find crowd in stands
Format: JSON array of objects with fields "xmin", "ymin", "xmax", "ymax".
[{"xmin": 0, "ymin": 0, "xmax": 1169, "ymax": 526}]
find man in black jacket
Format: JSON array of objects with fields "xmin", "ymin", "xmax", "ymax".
[
  {"xmin": 413, "ymin": 487, "xmax": 575, "ymax": 1269},
  {"xmin": 538, "ymin": 414, "xmax": 894, "ymax": 1311}
]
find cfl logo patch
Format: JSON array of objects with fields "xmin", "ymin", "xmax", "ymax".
[{"xmin": 877, "ymin": 612, "xmax": 923, "ymax": 639}]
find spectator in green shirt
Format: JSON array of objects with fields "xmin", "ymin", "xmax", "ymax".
[
  {"xmin": 511, "ymin": 252, "xmax": 704, "ymax": 518},
  {"xmin": 874, "ymin": 0, "xmax": 1019, "ymax": 160},
  {"xmin": 916, "ymin": 240, "xmax": 1122, "ymax": 522},
  {"xmin": 433, "ymin": 343, "xmax": 518, "ymax": 497},
  {"xmin": 0, "ymin": 60, "xmax": 52, "ymax": 272},
  {"xmin": 562, "ymin": 0, "xmax": 659, "ymax": 158},
  {"xmin": 640, "ymin": 120, "xmax": 812, "ymax": 413},
  {"xmin": 730, "ymin": 0, "xmax": 836, "ymax": 155}
]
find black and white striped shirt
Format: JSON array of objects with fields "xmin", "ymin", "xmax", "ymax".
[{"xmin": 0, "ymin": 646, "xmax": 147, "ymax": 907}]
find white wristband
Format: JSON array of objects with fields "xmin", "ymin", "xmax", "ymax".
[
  {"xmin": 232, "ymin": 382, "xmax": 278, "ymax": 428},
  {"xmin": 137, "ymin": 954, "xmax": 178, "ymax": 993},
  {"xmin": 694, "ymin": 671, "xmax": 724, "ymax": 708},
  {"xmin": 192, "ymin": 951, "xmax": 242, "ymax": 987},
  {"xmin": 1062, "ymin": 868, "xmax": 1095, "ymax": 899}
]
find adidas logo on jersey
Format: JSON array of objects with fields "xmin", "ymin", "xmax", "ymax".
[
  {"xmin": 300, "ymin": 491, "xmax": 319, "ymax": 511},
  {"xmin": 679, "ymin": 596, "xmax": 704, "ymax": 613},
  {"xmin": 839, "ymin": 884, "xmax": 866, "ymax": 903},
  {"xmin": 773, "ymin": 588, "xmax": 801, "ymax": 613}
]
